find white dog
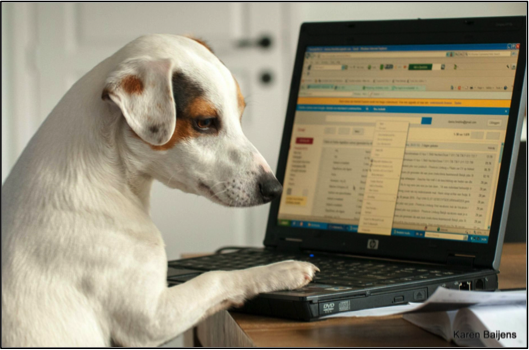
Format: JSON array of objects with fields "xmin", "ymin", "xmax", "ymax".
[{"xmin": 1, "ymin": 34, "xmax": 318, "ymax": 347}]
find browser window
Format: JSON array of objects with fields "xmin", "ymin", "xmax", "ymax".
[{"xmin": 277, "ymin": 43, "xmax": 520, "ymax": 244}]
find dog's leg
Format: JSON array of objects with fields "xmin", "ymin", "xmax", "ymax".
[{"xmin": 118, "ymin": 260, "xmax": 317, "ymax": 346}]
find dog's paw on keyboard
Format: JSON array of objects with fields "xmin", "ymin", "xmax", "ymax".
[{"xmin": 248, "ymin": 260, "xmax": 320, "ymax": 294}]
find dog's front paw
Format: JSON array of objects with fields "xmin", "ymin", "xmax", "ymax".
[{"xmin": 249, "ymin": 260, "xmax": 319, "ymax": 295}]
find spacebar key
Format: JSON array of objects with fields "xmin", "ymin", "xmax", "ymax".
[
  {"xmin": 337, "ymin": 276, "xmax": 378, "ymax": 282},
  {"xmin": 317, "ymin": 279, "xmax": 371, "ymax": 287}
]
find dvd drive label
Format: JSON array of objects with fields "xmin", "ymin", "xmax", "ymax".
[{"xmin": 319, "ymin": 300, "xmax": 352, "ymax": 315}]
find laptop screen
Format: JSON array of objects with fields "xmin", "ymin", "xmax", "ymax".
[{"xmin": 277, "ymin": 43, "xmax": 521, "ymax": 244}]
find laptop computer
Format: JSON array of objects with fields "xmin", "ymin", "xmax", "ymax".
[{"xmin": 167, "ymin": 16, "xmax": 527, "ymax": 321}]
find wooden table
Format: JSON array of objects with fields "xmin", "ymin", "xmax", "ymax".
[{"xmin": 183, "ymin": 243, "xmax": 526, "ymax": 347}]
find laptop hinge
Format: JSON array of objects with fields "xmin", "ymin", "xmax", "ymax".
[
  {"xmin": 447, "ymin": 254, "xmax": 475, "ymax": 268},
  {"xmin": 275, "ymin": 238, "xmax": 303, "ymax": 253}
]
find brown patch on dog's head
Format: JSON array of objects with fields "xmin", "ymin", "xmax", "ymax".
[
  {"xmin": 187, "ymin": 36, "xmax": 214, "ymax": 54},
  {"xmin": 121, "ymin": 75, "xmax": 144, "ymax": 95},
  {"xmin": 186, "ymin": 96, "xmax": 218, "ymax": 118}
]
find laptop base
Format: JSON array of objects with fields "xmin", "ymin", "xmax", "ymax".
[{"xmin": 168, "ymin": 249, "xmax": 498, "ymax": 321}]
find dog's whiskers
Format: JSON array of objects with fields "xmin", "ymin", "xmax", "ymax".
[
  {"xmin": 213, "ymin": 187, "xmax": 229, "ymax": 197},
  {"xmin": 209, "ymin": 180, "xmax": 228, "ymax": 190},
  {"xmin": 166, "ymin": 172, "xmax": 176, "ymax": 187}
]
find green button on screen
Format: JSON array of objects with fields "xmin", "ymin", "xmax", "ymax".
[{"xmin": 408, "ymin": 64, "xmax": 432, "ymax": 70}]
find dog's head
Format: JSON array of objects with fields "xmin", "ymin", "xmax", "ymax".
[{"xmin": 102, "ymin": 34, "xmax": 282, "ymax": 207}]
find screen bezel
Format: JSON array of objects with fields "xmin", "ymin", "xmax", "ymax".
[{"xmin": 264, "ymin": 17, "xmax": 527, "ymax": 268}]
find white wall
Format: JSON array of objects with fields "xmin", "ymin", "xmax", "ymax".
[{"xmin": 2, "ymin": 4, "xmax": 14, "ymax": 183}]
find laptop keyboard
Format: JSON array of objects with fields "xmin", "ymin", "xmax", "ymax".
[{"xmin": 168, "ymin": 249, "xmax": 463, "ymax": 288}]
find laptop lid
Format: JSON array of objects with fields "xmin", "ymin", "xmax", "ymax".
[{"xmin": 264, "ymin": 17, "xmax": 527, "ymax": 269}]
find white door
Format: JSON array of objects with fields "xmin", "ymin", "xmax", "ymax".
[{"xmin": 6, "ymin": 3, "xmax": 293, "ymax": 259}]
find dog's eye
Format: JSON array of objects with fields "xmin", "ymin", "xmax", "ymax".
[{"xmin": 196, "ymin": 118, "xmax": 215, "ymax": 130}]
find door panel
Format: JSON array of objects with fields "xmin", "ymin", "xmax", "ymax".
[{"xmin": 77, "ymin": 3, "xmax": 238, "ymax": 45}]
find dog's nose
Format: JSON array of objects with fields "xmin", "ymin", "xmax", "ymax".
[{"xmin": 258, "ymin": 174, "xmax": 283, "ymax": 202}]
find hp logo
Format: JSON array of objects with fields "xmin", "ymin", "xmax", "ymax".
[{"xmin": 367, "ymin": 239, "xmax": 379, "ymax": 250}]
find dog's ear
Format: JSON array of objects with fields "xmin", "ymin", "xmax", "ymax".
[{"xmin": 102, "ymin": 58, "xmax": 176, "ymax": 146}]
